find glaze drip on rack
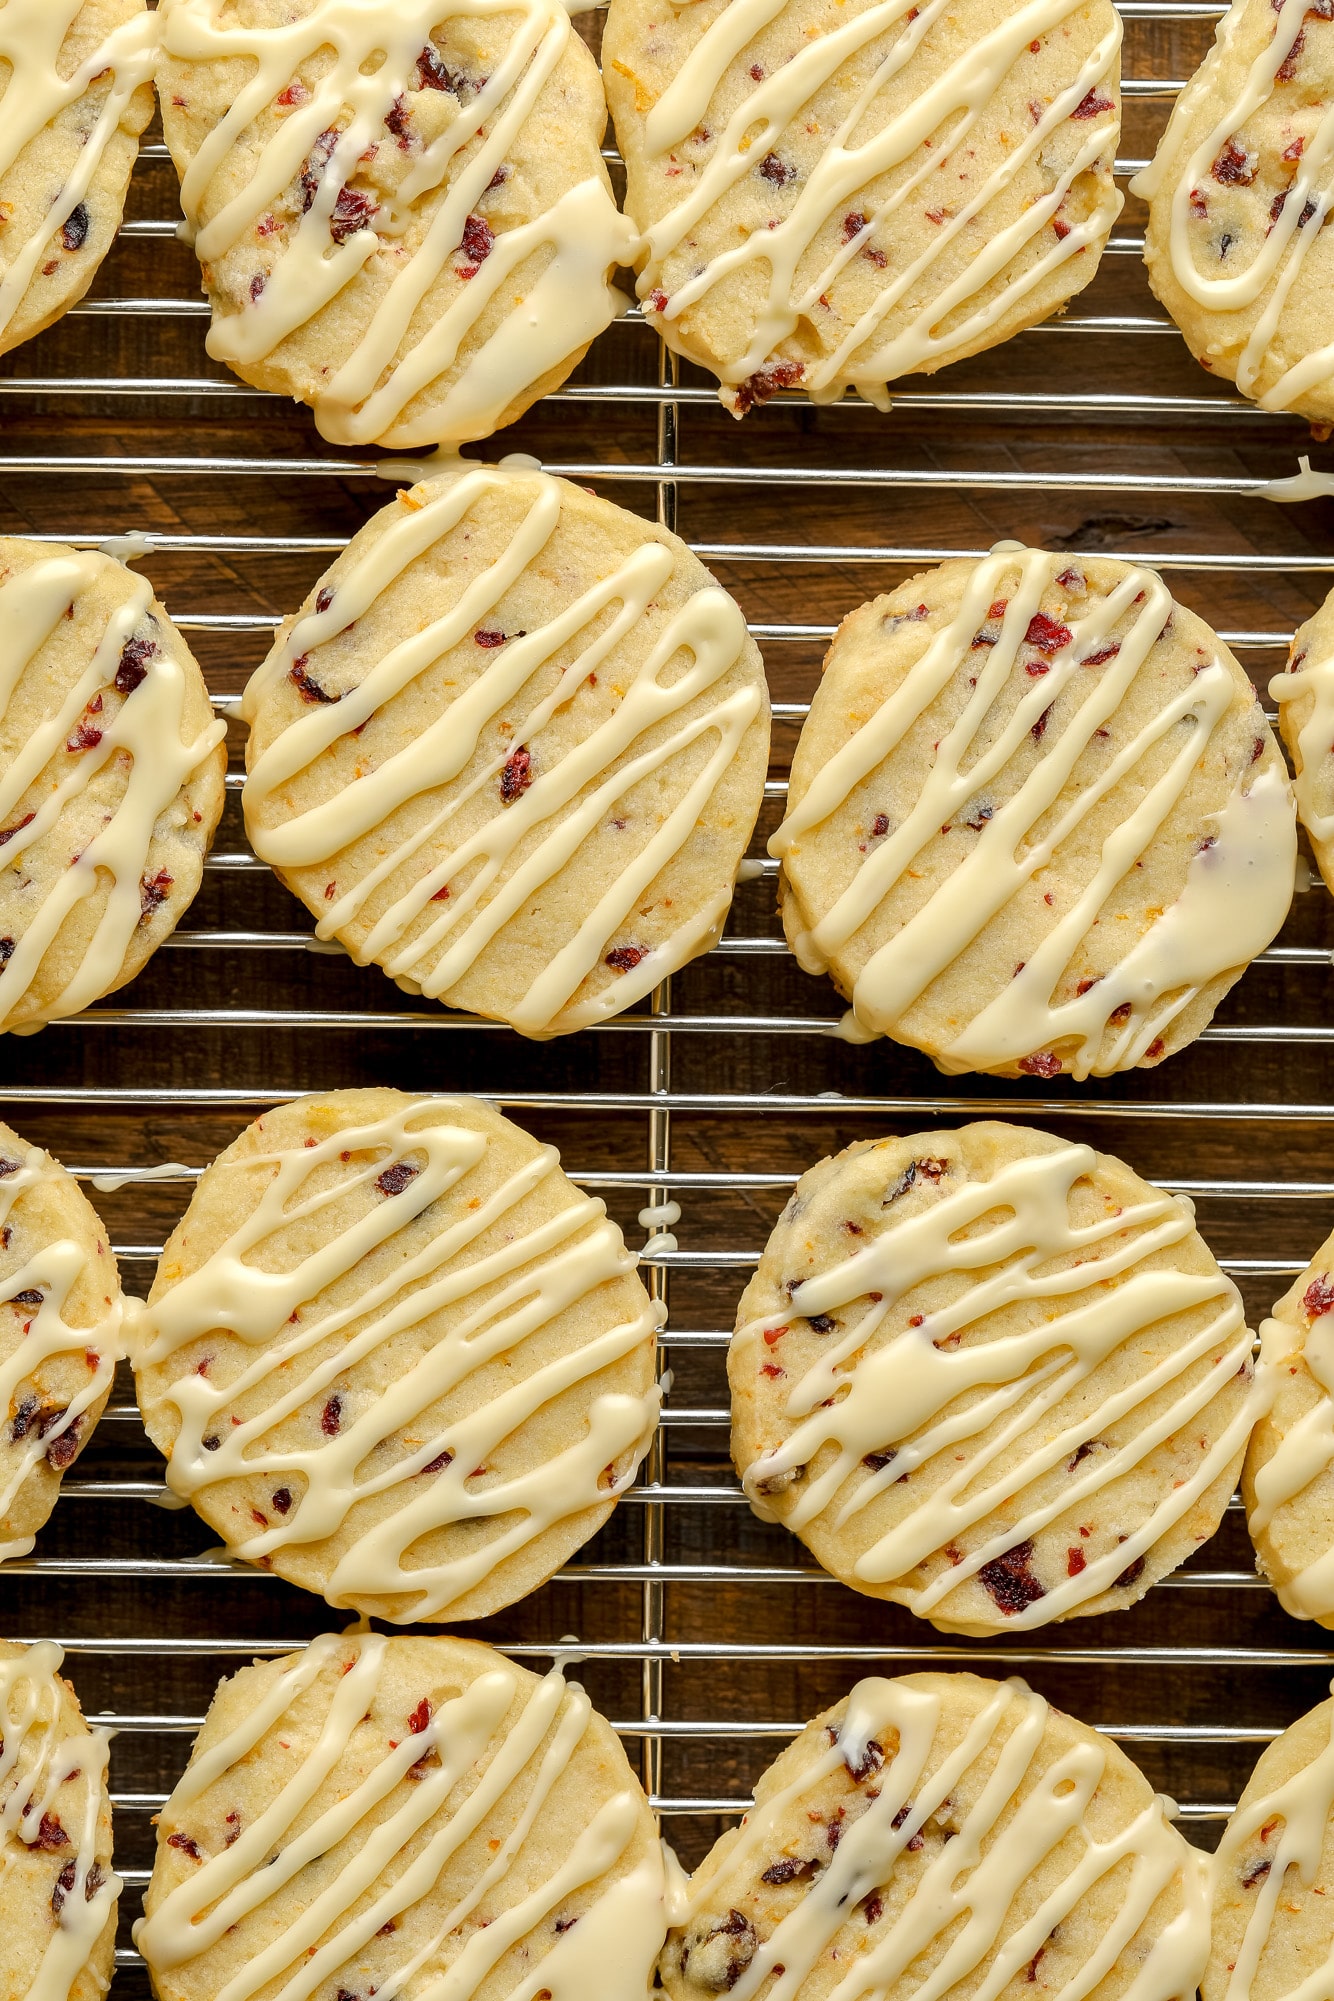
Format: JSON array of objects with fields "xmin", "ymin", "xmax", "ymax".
[
  {"xmin": 135, "ymin": 1632, "xmax": 666, "ymax": 2001},
  {"xmin": 132, "ymin": 1096, "xmax": 661, "ymax": 1620}
]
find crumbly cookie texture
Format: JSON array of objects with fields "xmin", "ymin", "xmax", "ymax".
[
  {"xmin": 0, "ymin": 1639, "xmax": 119, "ymax": 2001},
  {"xmin": 1205, "ymin": 1690, "xmax": 1334, "ymax": 2001},
  {"xmin": 157, "ymin": 0, "xmax": 635, "ymax": 449},
  {"xmin": 1244, "ymin": 1229, "xmax": 1334, "ymax": 1625},
  {"xmin": 730, "ymin": 1121, "xmax": 1264, "ymax": 1635},
  {"xmin": 240, "ymin": 463, "xmax": 770, "ymax": 1037},
  {"xmin": 771, "ymin": 545, "xmax": 1294, "ymax": 1076},
  {"xmin": 1270, "ymin": 586, "xmax": 1334, "ymax": 892},
  {"xmin": 0, "ymin": 1119, "xmax": 123, "ymax": 1559},
  {"xmin": 0, "ymin": 1, "xmax": 156, "ymax": 359},
  {"xmin": 1134, "ymin": 0, "xmax": 1334, "ymax": 422},
  {"xmin": 137, "ymin": 1631, "xmax": 666, "ymax": 2001},
  {"xmin": 604, "ymin": 0, "xmax": 1122, "ymax": 415},
  {"xmin": 0, "ymin": 536, "xmax": 228, "ymax": 1033},
  {"xmin": 661, "ymin": 1669, "xmax": 1210, "ymax": 2001},
  {"xmin": 131, "ymin": 1089, "xmax": 661, "ymax": 1624}
]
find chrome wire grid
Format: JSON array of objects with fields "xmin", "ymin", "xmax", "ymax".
[{"xmin": 5, "ymin": 4, "xmax": 1334, "ymax": 1988}]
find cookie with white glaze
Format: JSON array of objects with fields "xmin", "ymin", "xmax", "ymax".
[
  {"xmin": 730, "ymin": 1121, "xmax": 1263, "ymax": 1635},
  {"xmin": 137, "ymin": 1630, "xmax": 665, "ymax": 2001},
  {"xmin": 240, "ymin": 464, "xmax": 771, "ymax": 1038},
  {"xmin": 0, "ymin": 2, "xmax": 156, "ymax": 360},
  {"xmin": 157, "ymin": 0, "xmax": 636, "ymax": 450},
  {"xmin": 1205, "ymin": 1689, "xmax": 1334, "ymax": 2001},
  {"xmin": 1243, "ymin": 1231, "xmax": 1334, "ymax": 1625},
  {"xmin": 603, "ymin": 0, "xmax": 1122, "ymax": 417},
  {"xmin": 0, "ymin": 1120, "xmax": 123, "ymax": 1561},
  {"xmin": 661, "ymin": 1669, "xmax": 1209, "ymax": 2001},
  {"xmin": 0, "ymin": 1639, "xmax": 119, "ymax": 2001},
  {"xmin": 0, "ymin": 537, "xmax": 228, "ymax": 1034},
  {"xmin": 1133, "ymin": 0, "xmax": 1334, "ymax": 423},
  {"xmin": 1270, "ymin": 589, "xmax": 1334, "ymax": 893},
  {"xmin": 772, "ymin": 545, "xmax": 1294, "ymax": 1076},
  {"xmin": 131, "ymin": 1089, "xmax": 661, "ymax": 1624}
]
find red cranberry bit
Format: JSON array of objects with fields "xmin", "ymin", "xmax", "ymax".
[
  {"xmin": 139, "ymin": 869, "xmax": 174, "ymax": 923},
  {"xmin": 761, "ymin": 1855, "xmax": 818, "ymax": 1884},
  {"xmin": 1115, "ymin": 1553, "xmax": 1146, "ymax": 1589},
  {"xmin": 649, "ymin": 289, "xmax": 669, "ymax": 313},
  {"xmin": 1031, "ymin": 705, "xmax": 1053, "ymax": 743},
  {"xmin": 1241, "ymin": 1857, "xmax": 1272, "ymax": 1888},
  {"xmin": 863, "ymin": 1892, "xmax": 884, "ymax": 1924},
  {"xmin": 1053, "ymin": 216, "xmax": 1072, "ymax": 239},
  {"xmin": 35, "ymin": 1814, "xmax": 68, "ymax": 1851},
  {"xmin": 1108, "ymin": 1000, "xmax": 1132, "ymax": 1024},
  {"xmin": 330, "ymin": 183, "xmax": 379, "ymax": 244},
  {"xmin": 408, "ymin": 1698, "xmax": 432, "ymax": 1734},
  {"xmin": 871, "ymin": 813, "xmax": 890, "ymax": 837},
  {"xmin": 474, "ymin": 628, "xmax": 507, "ymax": 647},
  {"xmin": 420, "ymin": 1449, "xmax": 453, "ymax": 1475},
  {"xmin": 1066, "ymin": 1546, "xmax": 1087, "ymax": 1576},
  {"xmin": 1212, "ymin": 138, "xmax": 1257, "ymax": 184},
  {"xmin": 115, "ymin": 635, "xmax": 156, "ymax": 694},
  {"xmin": 1071, "ymin": 89, "xmax": 1114, "ymax": 118},
  {"xmin": 844, "ymin": 1736, "xmax": 885, "ymax": 1782},
  {"xmin": 1278, "ymin": 28, "xmax": 1306, "ymax": 78},
  {"xmin": 1305, "ymin": 1274, "xmax": 1334, "ymax": 1321},
  {"xmin": 1024, "ymin": 611, "xmax": 1072, "ymax": 653},
  {"xmin": 45, "ymin": 1415, "xmax": 83, "ymax": 1470},
  {"xmin": 978, "ymin": 1539, "xmax": 1045, "ymax": 1613},
  {"xmin": 276, "ymin": 80, "xmax": 309, "ymax": 108},
  {"xmin": 65, "ymin": 720, "xmax": 103, "ymax": 753},
  {"xmin": 321, "ymin": 1395, "xmax": 343, "ymax": 1436},
  {"xmin": 1027, "ymin": 1948, "xmax": 1047, "ymax": 1983},
  {"xmin": 431, "ymin": 884, "xmax": 450, "ymax": 901},
  {"xmin": 807, "ymin": 1313, "xmax": 836, "ymax": 1334},
  {"xmin": 12, "ymin": 1290, "xmax": 43, "ymax": 1310},
  {"xmin": 249, "ymin": 272, "xmax": 266, "ymax": 303},
  {"xmin": 9, "ymin": 1394, "xmax": 38, "ymax": 1441},
  {"xmin": 733, "ymin": 359, "xmax": 804, "ymax": 414},
  {"xmin": 458, "ymin": 214, "xmax": 493, "ymax": 266},
  {"xmin": 749, "ymin": 61, "xmax": 766, "ymax": 78},
  {"xmin": 758, "ymin": 153, "xmax": 796, "ymax": 185},
  {"xmin": 416, "ymin": 44, "xmax": 463, "ymax": 92},
  {"xmin": 1081, "ymin": 640, "xmax": 1120, "ymax": 667},
  {"xmin": 499, "ymin": 746, "xmax": 533, "ymax": 802},
  {"xmin": 842, "ymin": 212, "xmax": 867, "ymax": 241},
  {"xmin": 1018, "ymin": 1050, "xmax": 1062, "ymax": 1077},
  {"xmin": 606, "ymin": 945, "xmax": 646, "ymax": 972},
  {"xmin": 167, "ymin": 1830, "xmax": 202, "ymax": 1859},
  {"xmin": 315, "ymin": 586, "xmax": 335, "ymax": 613},
  {"xmin": 1145, "ymin": 1036, "xmax": 1165, "ymax": 1060},
  {"xmin": 271, "ymin": 1486, "xmax": 293, "ymax": 1514},
  {"xmin": 51, "ymin": 1859, "xmax": 78, "ymax": 1914},
  {"xmin": 376, "ymin": 1160, "xmax": 420, "ymax": 1197},
  {"xmin": 300, "ymin": 129, "xmax": 339, "ymax": 213},
  {"xmin": 289, "ymin": 657, "xmax": 337, "ymax": 704},
  {"xmin": 385, "ymin": 94, "xmax": 411, "ymax": 139},
  {"xmin": 60, "ymin": 204, "xmax": 90, "ymax": 252}
]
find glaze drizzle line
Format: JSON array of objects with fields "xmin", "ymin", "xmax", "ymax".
[
  {"xmin": 772, "ymin": 545, "xmax": 1294, "ymax": 1073},
  {"xmin": 735, "ymin": 1137, "xmax": 1267, "ymax": 1628},
  {"xmin": 1270, "ymin": 622, "xmax": 1334, "ymax": 856},
  {"xmin": 670, "ymin": 1675, "xmax": 1210, "ymax": 2001},
  {"xmin": 0, "ymin": 2, "xmax": 157, "ymax": 345},
  {"xmin": 133, "ymin": 1097, "xmax": 661, "ymax": 1621},
  {"xmin": 0, "ymin": 1641, "xmax": 120, "ymax": 2001},
  {"xmin": 135, "ymin": 1633, "xmax": 666, "ymax": 2001},
  {"xmin": 241, "ymin": 469, "xmax": 763, "ymax": 1035},
  {"xmin": 0, "ymin": 551, "xmax": 226, "ymax": 1032},
  {"xmin": 622, "ymin": 0, "xmax": 1121, "ymax": 406},
  {"xmin": 159, "ymin": 0, "xmax": 638, "ymax": 448}
]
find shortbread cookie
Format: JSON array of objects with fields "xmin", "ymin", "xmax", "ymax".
[
  {"xmin": 661, "ymin": 1669, "xmax": 1210, "ymax": 2001},
  {"xmin": 1133, "ymin": 0, "xmax": 1334, "ymax": 423},
  {"xmin": 0, "ymin": 2, "xmax": 156, "ymax": 360},
  {"xmin": 0, "ymin": 1121, "xmax": 123, "ymax": 1560},
  {"xmin": 772, "ymin": 544, "xmax": 1295, "ymax": 1075},
  {"xmin": 137, "ymin": 1630, "xmax": 666, "ymax": 2001},
  {"xmin": 131, "ymin": 1089, "xmax": 661, "ymax": 1623},
  {"xmin": 1270, "ymin": 590, "xmax": 1334, "ymax": 893},
  {"xmin": 1243, "ymin": 1232, "xmax": 1334, "ymax": 1624},
  {"xmin": 730, "ymin": 1122, "xmax": 1264, "ymax": 1635},
  {"xmin": 1206, "ymin": 1688, "xmax": 1334, "ymax": 2001},
  {"xmin": 604, "ymin": 0, "xmax": 1123, "ymax": 416},
  {"xmin": 0, "ymin": 538, "xmax": 228, "ymax": 1034},
  {"xmin": 157, "ymin": 0, "xmax": 636, "ymax": 449},
  {"xmin": 241, "ymin": 464, "xmax": 770, "ymax": 1036},
  {"xmin": 0, "ymin": 1639, "xmax": 119, "ymax": 2001}
]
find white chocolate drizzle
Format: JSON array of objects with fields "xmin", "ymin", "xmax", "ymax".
[
  {"xmin": 0, "ymin": 2, "xmax": 157, "ymax": 347},
  {"xmin": 0, "ymin": 1640, "xmax": 120, "ymax": 2001},
  {"xmin": 132, "ymin": 1096, "xmax": 661, "ymax": 1620},
  {"xmin": 241, "ymin": 468, "xmax": 765, "ymax": 1036},
  {"xmin": 159, "ymin": 0, "xmax": 638, "ymax": 449},
  {"xmin": 669, "ymin": 1674, "xmax": 1210, "ymax": 2001},
  {"xmin": 0, "ymin": 1143, "xmax": 122, "ymax": 1560},
  {"xmin": 1131, "ymin": 0, "xmax": 1334, "ymax": 411},
  {"xmin": 735, "ymin": 1136, "xmax": 1267, "ymax": 1629},
  {"xmin": 1270, "ymin": 612, "xmax": 1334, "ymax": 855},
  {"xmin": 771, "ymin": 545, "xmax": 1295, "ymax": 1074},
  {"xmin": 0, "ymin": 549, "xmax": 226, "ymax": 1032},
  {"xmin": 617, "ymin": 0, "xmax": 1121, "ymax": 406},
  {"xmin": 1249, "ymin": 1297, "xmax": 1334, "ymax": 1620},
  {"xmin": 1211, "ymin": 1684, "xmax": 1334, "ymax": 2001},
  {"xmin": 135, "ymin": 1631, "xmax": 666, "ymax": 2000}
]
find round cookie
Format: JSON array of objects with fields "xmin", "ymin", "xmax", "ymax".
[
  {"xmin": 603, "ymin": 0, "xmax": 1122, "ymax": 417},
  {"xmin": 772, "ymin": 544, "xmax": 1295, "ymax": 1075},
  {"xmin": 130, "ymin": 1088, "xmax": 661, "ymax": 1623},
  {"xmin": 661, "ymin": 1669, "xmax": 1210, "ymax": 2001},
  {"xmin": 0, "ymin": 1119, "xmax": 123, "ymax": 1560},
  {"xmin": 1205, "ymin": 1689, "xmax": 1334, "ymax": 2001},
  {"xmin": 0, "ymin": 2, "xmax": 156, "ymax": 360},
  {"xmin": 157, "ymin": 0, "xmax": 637, "ymax": 450},
  {"xmin": 240, "ymin": 464, "xmax": 771, "ymax": 1037},
  {"xmin": 1270, "ymin": 589, "xmax": 1334, "ymax": 895},
  {"xmin": 0, "ymin": 537, "xmax": 228, "ymax": 1034},
  {"xmin": 1243, "ymin": 1231, "xmax": 1334, "ymax": 1624},
  {"xmin": 730, "ymin": 1121, "xmax": 1263, "ymax": 1635},
  {"xmin": 1133, "ymin": 0, "xmax": 1334, "ymax": 424},
  {"xmin": 0, "ymin": 1639, "xmax": 119, "ymax": 2001},
  {"xmin": 136, "ymin": 1630, "xmax": 666, "ymax": 2001}
]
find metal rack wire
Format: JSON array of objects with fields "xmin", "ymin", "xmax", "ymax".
[{"xmin": 6, "ymin": 5, "xmax": 1334, "ymax": 1988}]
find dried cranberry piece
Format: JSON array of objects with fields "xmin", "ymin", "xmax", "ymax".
[
  {"xmin": 1071, "ymin": 89, "xmax": 1114, "ymax": 118},
  {"xmin": 1241, "ymin": 1857, "xmax": 1271, "ymax": 1887},
  {"xmin": 1081, "ymin": 640, "xmax": 1120, "ymax": 667},
  {"xmin": 35, "ymin": 1814, "xmax": 67, "ymax": 1851},
  {"xmin": 1018, "ymin": 1050, "xmax": 1062, "ymax": 1077},
  {"xmin": 321, "ymin": 1395, "xmax": 343, "ymax": 1436},
  {"xmin": 761, "ymin": 1855, "xmax": 818, "ymax": 1884},
  {"xmin": 499, "ymin": 746, "xmax": 533, "ymax": 802},
  {"xmin": 9, "ymin": 1395, "xmax": 38, "ymax": 1441},
  {"xmin": 863, "ymin": 1891, "xmax": 884, "ymax": 1923},
  {"xmin": 1278, "ymin": 27, "xmax": 1306, "ymax": 78},
  {"xmin": 51, "ymin": 1859, "xmax": 78, "ymax": 1913},
  {"xmin": 759, "ymin": 154, "xmax": 796, "ymax": 186},
  {"xmin": 60, "ymin": 204, "xmax": 90, "ymax": 252},
  {"xmin": 844, "ymin": 1736, "xmax": 885, "ymax": 1782},
  {"xmin": 300, "ymin": 129, "xmax": 339, "ymax": 213},
  {"xmin": 807, "ymin": 1313, "xmax": 835, "ymax": 1334},
  {"xmin": 12, "ymin": 1290, "xmax": 43, "ymax": 1309},
  {"xmin": 733, "ymin": 359, "xmax": 803, "ymax": 414},
  {"xmin": 115, "ymin": 636, "xmax": 156, "ymax": 694},
  {"xmin": 1115, "ymin": 1553, "xmax": 1146, "ymax": 1590},
  {"xmin": 315, "ymin": 586, "xmax": 335, "ymax": 614},
  {"xmin": 65, "ymin": 720, "xmax": 103, "ymax": 753},
  {"xmin": 271, "ymin": 1487, "xmax": 293, "ymax": 1514},
  {"xmin": 330, "ymin": 184, "xmax": 379, "ymax": 244},
  {"xmin": 420, "ymin": 1449, "xmax": 453, "ymax": 1475},
  {"xmin": 1024, "ymin": 611, "xmax": 1072, "ymax": 654},
  {"xmin": 977, "ymin": 1539, "xmax": 1045, "ymax": 1614},
  {"xmin": 376, "ymin": 1161, "xmax": 419, "ymax": 1197},
  {"xmin": 416, "ymin": 44, "xmax": 463, "ymax": 92},
  {"xmin": 0, "ymin": 940, "xmax": 12, "ymax": 966},
  {"xmin": 459, "ymin": 215, "xmax": 493, "ymax": 265},
  {"xmin": 139, "ymin": 870, "xmax": 174, "ymax": 923},
  {"xmin": 45, "ymin": 1416, "xmax": 82, "ymax": 1470},
  {"xmin": 474, "ymin": 628, "xmax": 507, "ymax": 647},
  {"xmin": 408, "ymin": 1698, "xmax": 432, "ymax": 1734},
  {"xmin": 385, "ymin": 95, "xmax": 410, "ymax": 138},
  {"xmin": 1304, "ymin": 1274, "xmax": 1334, "ymax": 1321},
  {"xmin": 1067, "ymin": 1546, "xmax": 1087, "ymax": 1576},
  {"xmin": 289, "ymin": 657, "xmax": 337, "ymax": 704},
  {"xmin": 871, "ymin": 813, "xmax": 890, "ymax": 837},
  {"xmin": 1068, "ymin": 1439, "xmax": 1100, "ymax": 1469},
  {"xmin": 166, "ymin": 1830, "xmax": 201, "ymax": 1859},
  {"xmin": 1211, "ymin": 139, "xmax": 1257, "ymax": 185},
  {"xmin": 863, "ymin": 1449, "xmax": 896, "ymax": 1472},
  {"xmin": 605, "ymin": 946, "xmax": 646, "ymax": 972}
]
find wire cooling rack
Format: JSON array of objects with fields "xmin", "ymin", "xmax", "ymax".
[{"xmin": 5, "ymin": 4, "xmax": 1334, "ymax": 1989}]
